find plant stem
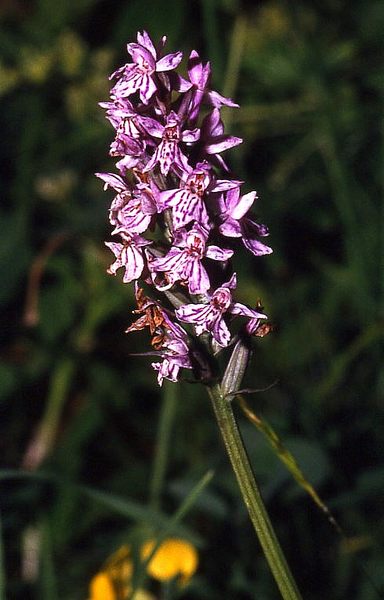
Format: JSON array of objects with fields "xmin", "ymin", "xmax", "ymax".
[{"xmin": 207, "ymin": 383, "xmax": 302, "ymax": 600}]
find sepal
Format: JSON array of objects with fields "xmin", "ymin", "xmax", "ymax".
[{"xmin": 221, "ymin": 335, "xmax": 252, "ymax": 400}]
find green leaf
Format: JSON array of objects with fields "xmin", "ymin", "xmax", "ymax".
[{"xmin": 238, "ymin": 395, "xmax": 336, "ymax": 526}]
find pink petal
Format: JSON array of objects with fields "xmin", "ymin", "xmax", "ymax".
[
  {"xmin": 139, "ymin": 74, "xmax": 157, "ymax": 103},
  {"xmin": 150, "ymin": 248, "xmax": 184, "ymax": 273},
  {"xmin": 226, "ymin": 273, "xmax": 237, "ymax": 289},
  {"xmin": 207, "ymin": 90, "xmax": 239, "ymax": 109},
  {"xmin": 219, "ymin": 218, "xmax": 242, "ymax": 238},
  {"xmin": 122, "ymin": 245, "xmax": 144, "ymax": 282},
  {"xmin": 127, "ymin": 43, "xmax": 155, "ymax": 69},
  {"xmin": 176, "ymin": 303, "xmax": 207, "ymax": 323},
  {"xmin": 205, "ymin": 108, "xmax": 223, "ymax": 136},
  {"xmin": 205, "ymin": 135, "xmax": 243, "ymax": 154},
  {"xmin": 156, "ymin": 51, "xmax": 183, "ymax": 72},
  {"xmin": 158, "ymin": 188, "xmax": 183, "ymax": 209},
  {"xmin": 231, "ymin": 191, "xmax": 256, "ymax": 220},
  {"xmin": 230, "ymin": 303, "xmax": 267, "ymax": 319},
  {"xmin": 141, "ymin": 117, "xmax": 164, "ymax": 138},
  {"xmin": 171, "ymin": 72, "xmax": 193, "ymax": 92},
  {"xmin": 171, "ymin": 192, "xmax": 201, "ymax": 229},
  {"xmin": 212, "ymin": 179, "xmax": 243, "ymax": 193},
  {"xmin": 187, "ymin": 260, "xmax": 210, "ymax": 294},
  {"xmin": 136, "ymin": 31, "xmax": 157, "ymax": 58},
  {"xmin": 182, "ymin": 128, "xmax": 200, "ymax": 143},
  {"xmin": 243, "ymin": 238, "xmax": 273, "ymax": 256},
  {"xmin": 96, "ymin": 172, "xmax": 127, "ymax": 192},
  {"xmin": 212, "ymin": 316, "xmax": 231, "ymax": 347},
  {"xmin": 188, "ymin": 50, "xmax": 210, "ymax": 87},
  {"xmin": 105, "ymin": 241, "xmax": 123, "ymax": 260},
  {"xmin": 205, "ymin": 245, "xmax": 233, "ymax": 261}
]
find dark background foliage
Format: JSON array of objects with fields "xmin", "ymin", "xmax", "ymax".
[{"xmin": 0, "ymin": 0, "xmax": 383, "ymax": 598}]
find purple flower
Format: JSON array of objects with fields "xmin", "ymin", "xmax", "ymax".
[
  {"xmin": 150, "ymin": 224, "xmax": 233, "ymax": 294},
  {"xmin": 100, "ymin": 97, "xmax": 146, "ymax": 137},
  {"xmin": 157, "ymin": 162, "xmax": 211, "ymax": 229},
  {"xmin": 152, "ymin": 318, "xmax": 193, "ymax": 386},
  {"xmin": 157, "ymin": 161, "xmax": 239, "ymax": 231},
  {"xmin": 110, "ymin": 134, "xmax": 145, "ymax": 160},
  {"xmin": 143, "ymin": 111, "xmax": 199, "ymax": 176},
  {"xmin": 179, "ymin": 50, "xmax": 239, "ymax": 123},
  {"xmin": 176, "ymin": 274, "xmax": 266, "ymax": 347},
  {"xmin": 219, "ymin": 187, "xmax": 273, "ymax": 256},
  {"xmin": 105, "ymin": 233, "xmax": 151, "ymax": 283},
  {"xmin": 125, "ymin": 286, "xmax": 192, "ymax": 385},
  {"xmin": 99, "ymin": 99, "xmax": 165, "ymax": 171},
  {"xmin": 96, "ymin": 171, "xmax": 128, "ymax": 194},
  {"xmin": 110, "ymin": 31, "xmax": 183, "ymax": 104},
  {"xmin": 113, "ymin": 186, "xmax": 157, "ymax": 235},
  {"xmin": 200, "ymin": 108, "xmax": 242, "ymax": 170},
  {"xmin": 96, "ymin": 172, "xmax": 157, "ymax": 234},
  {"xmin": 98, "ymin": 32, "xmax": 273, "ymax": 385},
  {"xmin": 114, "ymin": 139, "xmax": 148, "ymax": 173}
]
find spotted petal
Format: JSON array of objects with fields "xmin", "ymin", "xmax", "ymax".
[
  {"xmin": 205, "ymin": 134, "xmax": 243, "ymax": 154},
  {"xmin": 230, "ymin": 303, "xmax": 267, "ymax": 319},
  {"xmin": 136, "ymin": 31, "xmax": 157, "ymax": 57},
  {"xmin": 156, "ymin": 51, "xmax": 183, "ymax": 72},
  {"xmin": 186, "ymin": 259, "xmax": 210, "ymax": 294},
  {"xmin": 205, "ymin": 245, "xmax": 233, "ymax": 261},
  {"xmin": 96, "ymin": 172, "xmax": 127, "ymax": 192},
  {"xmin": 105, "ymin": 242, "xmax": 144, "ymax": 283},
  {"xmin": 211, "ymin": 315, "xmax": 231, "ymax": 346}
]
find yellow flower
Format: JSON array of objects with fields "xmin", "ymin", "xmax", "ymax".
[
  {"xmin": 89, "ymin": 571, "xmax": 115, "ymax": 600},
  {"xmin": 88, "ymin": 538, "xmax": 198, "ymax": 598},
  {"xmin": 141, "ymin": 538, "xmax": 198, "ymax": 585},
  {"xmin": 89, "ymin": 545, "xmax": 155, "ymax": 600}
]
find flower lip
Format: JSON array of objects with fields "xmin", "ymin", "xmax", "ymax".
[
  {"xmin": 186, "ymin": 233, "xmax": 205, "ymax": 258},
  {"xmin": 211, "ymin": 287, "xmax": 232, "ymax": 311}
]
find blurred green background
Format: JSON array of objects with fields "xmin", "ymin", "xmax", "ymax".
[{"xmin": 1, "ymin": 0, "xmax": 383, "ymax": 598}]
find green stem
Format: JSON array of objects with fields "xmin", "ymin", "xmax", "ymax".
[{"xmin": 207, "ymin": 383, "xmax": 302, "ymax": 600}]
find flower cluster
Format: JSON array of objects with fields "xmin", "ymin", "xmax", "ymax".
[{"xmin": 97, "ymin": 31, "xmax": 272, "ymax": 385}]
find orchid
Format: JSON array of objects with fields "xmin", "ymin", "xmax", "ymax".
[
  {"xmin": 105, "ymin": 234, "xmax": 151, "ymax": 283},
  {"xmin": 199, "ymin": 108, "xmax": 242, "ymax": 170},
  {"xmin": 150, "ymin": 224, "xmax": 233, "ymax": 294},
  {"xmin": 157, "ymin": 162, "xmax": 212, "ymax": 229},
  {"xmin": 218, "ymin": 186, "xmax": 273, "ymax": 256},
  {"xmin": 176, "ymin": 274, "xmax": 266, "ymax": 346},
  {"xmin": 110, "ymin": 31, "xmax": 184, "ymax": 104},
  {"xmin": 179, "ymin": 50, "xmax": 239, "ymax": 123},
  {"xmin": 97, "ymin": 33, "xmax": 304, "ymax": 600},
  {"xmin": 143, "ymin": 111, "xmax": 199, "ymax": 176},
  {"xmin": 151, "ymin": 325, "xmax": 193, "ymax": 386}
]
